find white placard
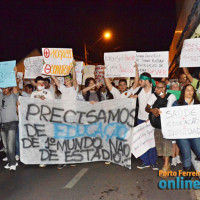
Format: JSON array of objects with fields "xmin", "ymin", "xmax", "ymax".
[
  {"xmin": 19, "ymin": 97, "xmax": 136, "ymax": 169},
  {"xmin": 95, "ymin": 65, "xmax": 105, "ymax": 84},
  {"xmin": 136, "ymin": 51, "xmax": 169, "ymax": 77},
  {"xmin": 82, "ymin": 65, "xmax": 95, "ymax": 85},
  {"xmin": 75, "ymin": 61, "xmax": 83, "ymax": 85},
  {"xmin": 24, "ymin": 56, "xmax": 44, "ymax": 79},
  {"xmin": 131, "ymin": 121, "xmax": 155, "ymax": 158},
  {"xmin": 160, "ymin": 105, "xmax": 200, "ymax": 139},
  {"xmin": 42, "ymin": 48, "xmax": 73, "ymax": 76},
  {"xmin": 104, "ymin": 51, "xmax": 136, "ymax": 78},
  {"xmin": 180, "ymin": 38, "xmax": 200, "ymax": 68},
  {"xmin": 17, "ymin": 72, "xmax": 23, "ymax": 89}
]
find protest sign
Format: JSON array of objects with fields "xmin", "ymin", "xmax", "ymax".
[
  {"xmin": 17, "ymin": 72, "xmax": 24, "ymax": 89},
  {"xmin": 131, "ymin": 121, "xmax": 155, "ymax": 158},
  {"xmin": 136, "ymin": 51, "xmax": 169, "ymax": 77},
  {"xmin": 95, "ymin": 65, "xmax": 105, "ymax": 84},
  {"xmin": 180, "ymin": 38, "xmax": 200, "ymax": 68},
  {"xmin": 167, "ymin": 90, "xmax": 181, "ymax": 100},
  {"xmin": 75, "ymin": 61, "xmax": 83, "ymax": 85},
  {"xmin": 24, "ymin": 56, "xmax": 44, "ymax": 79},
  {"xmin": 160, "ymin": 105, "xmax": 200, "ymax": 139},
  {"xmin": 42, "ymin": 48, "xmax": 73, "ymax": 76},
  {"xmin": 104, "ymin": 51, "xmax": 136, "ymax": 78},
  {"xmin": 19, "ymin": 97, "xmax": 136, "ymax": 169},
  {"xmin": 0, "ymin": 60, "xmax": 16, "ymax": 88},
  {"xmin": 82, "ymin": 65, "xmax": 95, "ymax": 85}
]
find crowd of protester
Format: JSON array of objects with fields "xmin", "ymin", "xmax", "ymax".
[{"xmin": 0, "ymin": 62, "xmax": 200, "ymax": 180}]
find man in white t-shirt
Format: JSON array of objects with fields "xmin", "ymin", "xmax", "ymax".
[
  {"xmin": 130, "ymin": 72, "xmax": 158, "ymax": 170},
  {"xmin": 31, "ymin": 76, "xmax": 53, "ymax": 100},
  {"xmin": 51, "ymin": 66, "xmax": 78, "ymax": 101},
  {"xmin": 105, "ymin": 64, "xmax": 139, "ymax": 99}
]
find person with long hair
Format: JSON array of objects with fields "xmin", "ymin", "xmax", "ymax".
[{"xmin": 172, "ymin": 84, "xmax": 200, "ymax": 180}]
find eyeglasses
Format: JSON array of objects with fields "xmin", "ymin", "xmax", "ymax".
[{"xmin": 155, "ymin": 86, "xmax": 163, "ymax": 89}]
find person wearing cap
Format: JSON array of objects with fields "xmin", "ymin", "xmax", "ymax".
[
  {"xmin": 51, "ymin": 65, "xmax": 78, "ymax": 101},
  {"xmin": 131, "ymin": 72, "xmax": 158, "ymax": 170}
]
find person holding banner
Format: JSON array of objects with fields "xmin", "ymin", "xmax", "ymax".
[
  {"xmin": 145, "ymin": 81, "xmax": 176, "ymax": 176},
  {"xmin": 172, "ymin": 84, "xmax": 200, "ymax": 180},
  {"xmin": 131, "ymin": 72, "xmax": 158, "ymax": 170},
  {"xmin": 82, "ymin": 78, "xmax": 105, "ymax": 103},
  {"xmin": 0, "ymin": 67, "xmax": 19, "ymax": 170},
  {"xmin": 51, "ymin": 66, "xmax": 78, "ymax": 101},
  {"xmin": 31, "ymin": 76, "xmax": 53, "ymax": 100},
  {"xmin": 104, "ymin": 64, "xmax": 139, "ymax": 99}
]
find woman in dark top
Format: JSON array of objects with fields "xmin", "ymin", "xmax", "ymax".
[
  {"xmin": 82, "ymin": 77, "xmax": 105, "ymax": 104},
  {"xmin": 172, "ymin": 84, "xmax": 200, "ymax": 179}
]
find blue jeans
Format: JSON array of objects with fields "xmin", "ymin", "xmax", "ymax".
[
  {"xmin": 137, "ymin": 119, "xmax": 157, "ymax": 165},
  {"xmin": 176, "ymin": 138, "xmax": 200, "ymax": 168},
  {"xmin": 1, "ymin": 122, "xmax": 17, "ymax": 166}
]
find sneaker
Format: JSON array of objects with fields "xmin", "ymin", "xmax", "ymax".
[
  {"xmin": 15, "ymin": 155, "xmax": 20, "ymax": 161},
  {"xmin": 4, "ymin": 162, "xmax": 18, "ymax": 170},
  {"xmin": 39, "ymin": 164, "xmax": 46, "ymax": 168},
  {"xmin": 171, "ymin": 158, "xmax": 177, "ymax": 166},
  {"xmin": 57, "ymin": 164, "xmax": 66, "ymax": 170},
  {"xmin": 2, "ymin": 157, "xmax": 8, "ymax": 162},
  {"xmin": 151, "ymin": 164, "xmax": 159, "ymax": 170},
  {"xmin": 70, "ymin": 164, "xmax": 77, "ymax": 167},
  {"xmin": 176, "ymin": 156, "xmax": 182, "ymax": 164},
  {"xmin": 137, "ymin": 163, "xmax": 150, "ymax": 169},
  {"xmin": 0, "ymin": 147, "xmax": 5, "ymax": 152},
  {"xmin": 105, "ymin": 162, "xmax": 110, "ymax": 165}
]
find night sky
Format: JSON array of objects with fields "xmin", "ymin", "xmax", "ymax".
[{"xmin": 0, "ymin": 0, "xmax": 176, "ymax": 64}]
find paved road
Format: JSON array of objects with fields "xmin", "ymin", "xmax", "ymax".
[{"xmin": 0, "ymin": 150, "xmax": 197, "ymax": 200}]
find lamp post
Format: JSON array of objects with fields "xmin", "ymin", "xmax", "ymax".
[{"xmin": 84, "ymin": 31, "xmax": 111, "ymax": 64}]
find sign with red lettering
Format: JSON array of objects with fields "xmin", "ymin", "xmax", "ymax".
[
  {"xmin": 180, "ymin": 38, "xmax": 200, "ymax": 68},
  {"xmin": 42, "ymin": 48, "xmax": 74, "ymax": 76},
  {"xmin": 95, "ymin": 65, "xmax": 105, "ymax": 83},
  {"xmin": 136, "ymin": 51, "xmax": 169, "ymax": 78},
  {"xmin": 104, "ymin": 51, "xmax": 136, "ymax": 78}
]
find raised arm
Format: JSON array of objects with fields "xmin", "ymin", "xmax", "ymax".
[
  {"xmin": 72, "ymin": 65, "xmax": 78, "ymax": 90},
  {"xmin": 13, "ymin": 67, "xmax": 19, "ymax": 94},
  {"xmin": 51, "ymin": 76, "xmax": 60, "ymax": 87},
  {"xmin": 105, "ymin": 78, "xmax": 113, "ymax": 92},
  {"xmin": 82, "ymin": 82, "xmax": 102, "ymax": 95},
  {"xmin": 132, "ymin": 63, "xmax": 139, "ymax": 89},
  {"xmin": 183, "ymin": 67, "xmax": 193, "ymax": 83}
]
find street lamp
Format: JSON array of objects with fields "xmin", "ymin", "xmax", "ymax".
[{"xmin": 84, "ymin": 31, "xmax": 112, "ymax": 64}]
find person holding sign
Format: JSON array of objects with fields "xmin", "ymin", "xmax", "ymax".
[
  {"xmin": 183, "ymin": 67, "xmax": 200, "ymax": 100},
  {"xmin": 145, "ymin": 81, "xmax": 176, "ymax": 176},
  {"xmin": 104, "ymin": 64, "xmax": 139, "ymax": 99},
  {"xmin": 172, "ymin": 84, "xmax": 200, "ymax": 180},
  {"xmin": 51, "ymin": 65, "xmax": 78, "ymax": 101},
  {"xmin": 0, "ymin": 67, "xmax": 19, "ymax": 170}
]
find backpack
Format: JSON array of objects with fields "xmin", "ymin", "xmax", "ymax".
[
  {"xmin": 149, "ymin": 93, "xmax": 171, "ymax": 129},
  {"xmin": 134, "ymin": 87, "xmax": 155, "ymax": 127}
]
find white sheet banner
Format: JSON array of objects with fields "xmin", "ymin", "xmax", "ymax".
[
  {"xmin": 19, "ymin": 97, "xmax": 136, "ymax": 169},
  {"xmin": 24, "ymin": 56, "xmax": 44, "ymax": 79},
  {"xmin": 131, "ymin": 121, "xmax": 155, "ymax": 158},
  {"xmin": 180, "ymin": 38, "xmax": 200, "ymax": 68},
  {"xmin": 136, "ymin": 51, "xmax": 169, "ymax": 77},
  {"xmin": 42, "ymin": 48, "xmax": 73, "ymax": 76},
  {"xmin": 160, "ymin": 105, "xmax": 200, "ymax": 139},
  {"xmin": 104, "ymin": 51, "xmax": 136, "ymax": 78}
]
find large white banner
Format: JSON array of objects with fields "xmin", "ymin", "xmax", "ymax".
[
  {"xmin": 131, "ymin": 121, "xmax": 155, "ymax": 158},
  {"xmin": 42, "ymin": 48, "xmax": 73, "ymax": 76},
  {"xmin": 136, "ymin": 51, "xmax": 169, "ymax": 77},
  {"xmin": 24, "ymin": 56, "xmax": 44, "ymax": 79},
  {"xmin": 160, "ymin": 105, "xmax": 200, "ymax": 139},
  {"xmin": 104, "ymin": 51, "xmax": 136, "ymax": 78},
  {"xmin": 19, "ymin": 97, "xmax": 136, "ymax": 169},
  {"xmin": 180, "ymin": 38, "xmax": 200, "ymax": 68}
]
